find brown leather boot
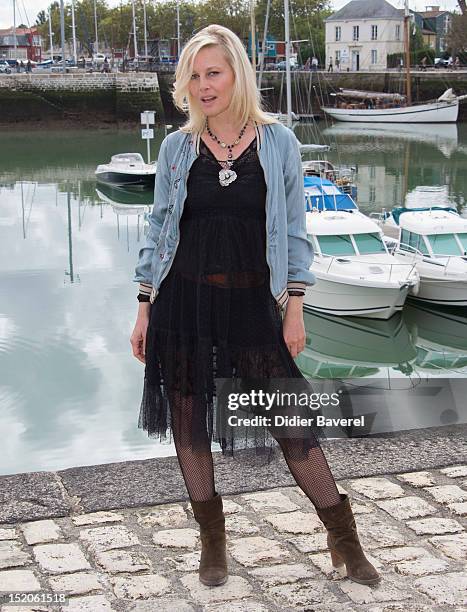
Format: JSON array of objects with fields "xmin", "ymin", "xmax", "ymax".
[
  {"xmin": 316, "ymin": 493, "xmax": 381, "ymax": 585},
  {"xmin": 190, "ymin": 492, "xmax": 228, "ymax": 586}
]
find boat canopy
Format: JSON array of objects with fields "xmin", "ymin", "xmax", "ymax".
[
  {"xmin": 391, "ymin": 206, "xmax": 457, "ymax": 226},
  {"xmin": 110, "ymin": 153, "xmax": 145, "ymax": 165},
  {"xmin": 332, "ymin": 89, "xmax": 406, "ymax": 102},
  {"xmin": 304, "ymin": 176, "xmax": 358, "ymax": 211}
]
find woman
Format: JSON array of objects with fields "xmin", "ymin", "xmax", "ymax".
[{"xmin": 130, "ymin": 24, "xmax": 380, "ymax": 589}]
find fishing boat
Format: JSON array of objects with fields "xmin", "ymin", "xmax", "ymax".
[
  {"xmin": 303, "ymin": 186, "xmax": 419, "ymax": 319},
  {"xmin": 322, "ymin": 0, "xmax": 467, "ymax": 124},
  {"xmin": 322, "ymin": 88, "xmax": 465, "ymax": 124},
  {"xmin": 95, "ymin": 153, "xmax": 156, "ymax": 188},
  {"xmin": 302, "ymin": 158, "xmax": 357, "ymax": 200},
  {"xmin": 377, "ymin": 207, "xmax": 467, "ymax": 306}
]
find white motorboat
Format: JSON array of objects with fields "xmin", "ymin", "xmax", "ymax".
[
  {"xmin": 95, "ymin": 153, "xmax": 156, "ymax": 188},
  {"xmin": 304, "ymin": 209, "xmax": 419, "ymax": 319},
  {"xmin": 377, "ymin": 207, "xmax": 467, "ymax": 306}
]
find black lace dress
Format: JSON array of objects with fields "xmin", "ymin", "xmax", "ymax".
[{"xmin": 139, "ymin": 137, "xmax": 325, "ymax": 458}]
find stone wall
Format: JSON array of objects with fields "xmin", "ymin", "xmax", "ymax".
[
  {"xmin": 158, "ymin": 71, "xmax": 467, "ymax": 122},
  {"xmin": 0, "ymin": 73, "xmax": 164, "ymax": 124}
]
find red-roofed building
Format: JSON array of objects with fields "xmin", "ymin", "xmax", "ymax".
[{"xmin": 0, "ymin": 27, "xmax": 42, "ymax": 62}]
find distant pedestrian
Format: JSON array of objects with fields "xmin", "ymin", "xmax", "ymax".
[
  {"xmin": 335, "ymin": 57, "xmax": 340, "ymax": 71},
  {"xmin": 327, "ymin": 58, "xmax": 333, "ymax": 72},
  {"xmin": 15, "ymin": 60, "xmax": 20, "ymax": 73},
  {"xmin": 455, "ymin": 56, "xmax": 461, "ymax": 70},
  {"xmin": 420, "ymin": 56, "xmax": 427, "ymax": 71},
  {"xmin": 447, "ymin": 56, "xmax": 453, "ymax": 70},
  {"xmin": 399, "ymin": 57, "xmax": 403, "ymax": 71},
  {"xmin": 312, "ymin": 56, "xmax": 318, "ymax": 71},
  {"xmin": 304, "ymin": 57, "xmax": 311, "ymax": 71},
  {"xmin": 26, "ymin": 60, "xmax": 32, "ymax": 73}
]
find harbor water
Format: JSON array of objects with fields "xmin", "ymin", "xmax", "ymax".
[{"xmin": 1, "ymin": 123, "xmax": 466, "ymax": 476}]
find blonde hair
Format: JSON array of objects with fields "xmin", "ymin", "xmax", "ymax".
[{"xmin": 172, "ymin": 24, "xmax": 278, "ymax": 134}]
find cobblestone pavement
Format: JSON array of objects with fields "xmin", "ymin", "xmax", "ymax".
[{"xmin": 0, "ymin": 465, "xmax": 466, "ymax": 612}]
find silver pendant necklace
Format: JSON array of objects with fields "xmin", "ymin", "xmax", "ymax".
[{"xmin": 205, "ymin": 119, "xmax": 248, "ymax": 187}]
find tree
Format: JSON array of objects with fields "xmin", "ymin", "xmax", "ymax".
[
  {"xmin": 447, "ymin": 12, "xmax": 467, "ymax": 54},
  {"xmin": 36, "ymin": 10, "xmax": 47, "ymax": 25},
  {"xmin": 256, "ymin": 0, "xmax": 331, "ymax": 64}
]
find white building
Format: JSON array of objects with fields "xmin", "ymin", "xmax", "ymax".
[{"xmin": 325, "ymin": 0, "xmax": 405, "ymax": 72}]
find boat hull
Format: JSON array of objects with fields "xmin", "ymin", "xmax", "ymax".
[
  {"xmin": 322, "ymin": 100, "xmax": 459, "ymax": 123},
  {"xmin": 409, "ymin": 278, "xmax": 467, "ymax": 306},
  {"xmin": 95, "ymin": 171, "xmax": 155, "ymax": 188},
  {"xmin": 304, "ymin": 277, "xmax": 411, "ymax": 320}
]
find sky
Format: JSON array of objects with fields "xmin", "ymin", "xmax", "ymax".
[{"xmin": 0, "ymin": 0, "xmax": 461, "ymax": 30}]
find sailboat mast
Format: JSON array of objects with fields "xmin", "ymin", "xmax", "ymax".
[
  {"xmin": 250, "ymin": 0, "xmax": 256, "ymax": 70},
  {"xmin": 131, "ymin": 0, "xmax": 138, "ymax": 58},
  {"xmin": 404, "ymin": 0, "xmax": 412, "ymax": 106},
  {"xmin": 284, "ymin": 0, "xmax": 292, "ymax": 127},
  {"xmin": 143, "ymin": 0, "xmax": 148, "ymax": 58},
  {"xmin": 71, "ymin": 0, "xmax": 77, "ymax": 64},
  {"xmin": 257, "ymin": 0, "xmax": 271, "ymax": 89},
  {"xmin": 48, "ymin": 7, "xmax": 53, "ymax": 60}
]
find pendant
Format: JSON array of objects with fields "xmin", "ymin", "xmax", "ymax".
[{"xmin": 219, "ymin": 168, "xmax": 237, "ymax": 187}]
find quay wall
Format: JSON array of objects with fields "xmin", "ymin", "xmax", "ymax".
[
  {"xmin": 0, "ymin": 73, "xmax": 164, "ymax": 125},
  {"xmin": 159, "ymin": 70, "xmax": 467, "ymax": 122},
  {"xmin": 1, "ymin": 71, "xmax": 465, "ymax": 125}
]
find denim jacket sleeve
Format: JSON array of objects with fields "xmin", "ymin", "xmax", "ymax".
[
  {"xmin": 134, "ymin": 136, "xmax": 170, "ymax": 288},
  {"xmin": 283, "ymin": 130, "xmax": 316, "ymax": 291}
]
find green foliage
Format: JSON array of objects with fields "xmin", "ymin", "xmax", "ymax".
[
  {"xmin": 447, "ymin": 13, "xmax": 467, "ymax": 53},
  {"xmin": 387, "ymin": 48, "xmax": 435, "ymax": 68},
  {"xmin": 34, "ymin": 0, "xmax": 331, "ymax": 61}
]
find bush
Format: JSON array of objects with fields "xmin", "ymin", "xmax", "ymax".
[{"xmin": 387, "ymin": 48, "xmax": 435, "ymax": 68}]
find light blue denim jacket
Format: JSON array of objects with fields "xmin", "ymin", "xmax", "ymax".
[{"xmin": 134, "ymin": 121, "xmax": 315, "ymax": 312}]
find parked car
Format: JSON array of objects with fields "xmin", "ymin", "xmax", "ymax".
[
  {"xmin": 434, "ymin": 57, "xmax": 449, "ymax": 68},
  {"xmin": 276, "ymin": 59, "xmax": 300, "ymax": 71},
  {"xmin": 0, "ymin": 60, "xmax": 11, "ymax": 74}
]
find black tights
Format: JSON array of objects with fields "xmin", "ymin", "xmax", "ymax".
[{"xmin": 170, "ymin": 393, "xmax": 342, "ymax": 509}]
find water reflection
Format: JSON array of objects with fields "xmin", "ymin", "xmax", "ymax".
[
  {"xmin": 296, "ymin": 122, "xmax": 467, "ymax": 214},
  {"xmin": 296, "ymin": 311, "xmax": 417, "ymax": 379},
  {"xmin": 1, "ymin": 126, "xmax": 466, "ymax": 475},
  {"xmin": 404, "ymin": 302, "xmax": 467, "ymax": 374}
]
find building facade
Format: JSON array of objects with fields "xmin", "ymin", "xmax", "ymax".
[
  {"xmin": 0, "ymin": 27, "xmax": 42, "ymax": 62},
  {"xmin": 325, "ymin": 0, "xmax": 405, "ymax": 71},
  {"xmin": 415, "ymin": 6, "xmax": 453, "ymax": 54}
]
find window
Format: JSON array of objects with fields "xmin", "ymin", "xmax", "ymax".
[
  {"xmin": 427, "ymin": 233, "xmax": 462, "ymax": 255},
  {"xmin": 353, "ymin": 26, "xmax": 359, "ymax": 41},
  {"xmin": 400, "ymin": 229, "xmax": 410, "ymax": 250},
  {"xmin": 354, "ymin": 233, "xmax": 386, "ymax": 254},
  {"xmin": 371, "ymin": 25, "xmax": 378, "ymax": 40},
  {"xmin": 395, "ymin": 25, "xmax": 401, "ymax": 40},
  {"xmin": 458, "ymin": 233, "xmax": 467, "ymax": 253},
  {"xmin": 369, "ymin": 165, "xmax": 376, "ymax": 179},
  {"xmin": 335, "ymin": 26, "xmax": 341, "ymax": 42},
  {"xmin": 371, "ymin": 49, "xmax": 378, "ymax": 65},
  {"xmin": 317, "ymin": 235, "xmax": 356, "ymax": 256},
  {"xmin": 369, "ymin": 185, "xmax": 376, "ymax": 203}
]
